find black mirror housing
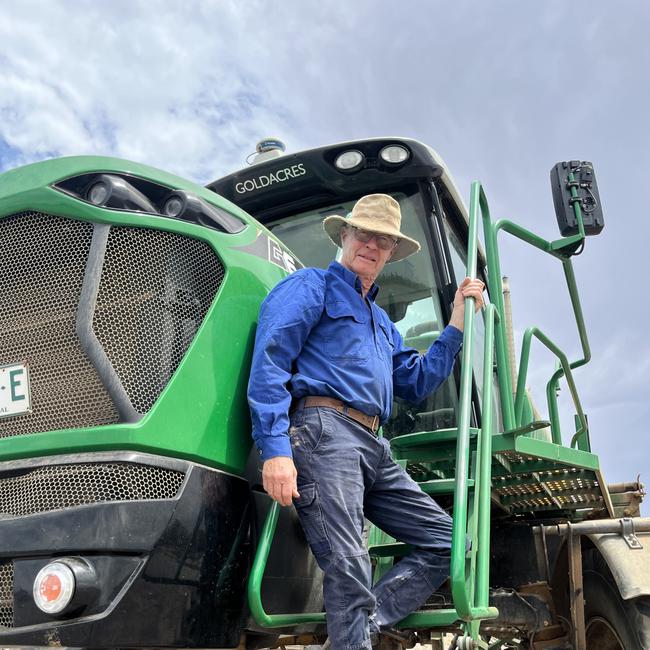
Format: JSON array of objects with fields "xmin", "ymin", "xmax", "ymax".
[{"xmin": 550, "ymin": 161, "xmax": 604, "ymax": 237}]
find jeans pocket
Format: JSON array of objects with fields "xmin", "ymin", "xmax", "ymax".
[
  {"xmin": 288, "ymin": 424, "xmax": 306, "ymax": 452},
  {"xmin": 300, "ymin": 408, "xmax": 327, "ymax": 453},
  {"xmin": 294, "ymin": 482, "xmax": 331, "ymax": 557}
]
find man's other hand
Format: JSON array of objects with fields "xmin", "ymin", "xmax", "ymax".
[
  {"xmin": 449, "ymin": 277, "xmax": 486, "ymax": 331},
  {"xmin": 262, "ymin": 456, "xmax": 300, "ymax": 506}
]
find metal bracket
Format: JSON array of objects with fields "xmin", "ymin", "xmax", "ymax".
[
  {"xmin": 503, "ymin": 420, "xmax": 551, "ymax": 437},
  {"xmin": 620, "ymin": 517, "xmax": 643, "ymax": 549}
]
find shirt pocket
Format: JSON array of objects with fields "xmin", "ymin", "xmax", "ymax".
[
  {"xmin": 323, "ymin": 300, "xmax": 369, "ymax": 361},
  {"xmin": 378, "ymin": 320, "xmax": 395, "ymax": 362}
]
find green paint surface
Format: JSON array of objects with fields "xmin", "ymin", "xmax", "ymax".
[{"xmin": 0, "ymin": 156, "xmax": 291, "ymax": 475}]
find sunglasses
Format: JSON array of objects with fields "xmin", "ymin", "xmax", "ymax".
[{"xmin": 349, "ymin": 226, "xmax": 398, "ymax": 251}]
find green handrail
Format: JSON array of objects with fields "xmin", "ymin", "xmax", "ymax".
[
  {"xmin": 451, "ymin": 182, "xmax": 502, "ymax": 622},
  {"xmin": 450, "ymin": 183, "xmax": 499, "ymax": 625},
  {"xmin": 483, "ymin": 183, "xmax": 592, "ymax": 447},
  {"xmin": 480, "ymin": 195, "xmax": 516, "ymax": 433},
  {"xmin": 514, "ymin": 326, "xmax": 587, "ymax": 444},
  {"xmin": 449, "ymin": 181, "xmax": 480, "ymax": 619},
  {"xmin": 476, "ymin": 304, "xmax": 497, "ymax": 607},
  {"xmin": 247, "ymin": 499, "xmax": 327, "ymax": 627}
]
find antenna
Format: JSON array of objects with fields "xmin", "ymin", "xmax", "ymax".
[{"xmin": 247, "ymin": 138, "xmax": 287, "ymax": 166}]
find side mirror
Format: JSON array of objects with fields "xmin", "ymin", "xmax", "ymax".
[{"xmin": 550, "ymin": 161, "xmax": 604, "ymax": 237}]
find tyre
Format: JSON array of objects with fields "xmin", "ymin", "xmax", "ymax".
[{"xmin": 584, "ymin": 569, "xmax": 650, "ymax": 649}]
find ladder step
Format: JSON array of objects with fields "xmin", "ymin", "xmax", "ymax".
[
  {"xmin": 368, "ymin": 542, "xmax": 412, "ymax": 558},
  {"xmin": 418, "ymin": 478, "xmax": 474, "ymax": 494},
  {"xmin": 399, "ymin": 607, "xmax": 460, "ymax": 628},
  {"xmin": 400, "ymin": 605, "xmax": 498, "ymax": 627},
  {"xmin": 391, "ymin": 427, "xmax": 479, "ymax": 451}
]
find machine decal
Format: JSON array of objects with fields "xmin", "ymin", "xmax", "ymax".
[
  {"xmin": 267, "ymin": 237, "xmax": 298, "ymax": 273},
  {"xmin": 234, "ymin": 163, "xmax": 307, "ymax": 194},
  {"xmin": 234, "ymin": 231, "xmax": 302, "ymax": 274},
  {"xmin": 0, "ymin": 362, "xmax": 32, "ymax": 418}
]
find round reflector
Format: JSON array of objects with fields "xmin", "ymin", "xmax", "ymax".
[
  {"xmin": 33, "ymin": 562, "xmax": 75, "ymax": 614},
  {"xmin": 334, "ymin": 150, "xmax": 364, "ymax": 171},
  {"xmin": 379, "ymin": 145, "xmax": 410, "ymax": 164}
]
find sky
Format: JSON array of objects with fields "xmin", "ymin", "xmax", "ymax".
[{"xmin": 1, "ymin": 0, "xmax": 648, "ymax": 499}]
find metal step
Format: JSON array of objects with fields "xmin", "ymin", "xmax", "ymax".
[
  {"xmin": 418, "ymin": 478, "xmax": 474, "ymax": 495},
  {"xmin": 369, "ymin": 542, "xmax": 412, "ymax": 558},
  {"xmin": 390, "ymin": 428, "xmax": 479, "ymax": 463},
  {"xmin": 391, "ymin": 427, "xmax": 479, "ymax": 450}
]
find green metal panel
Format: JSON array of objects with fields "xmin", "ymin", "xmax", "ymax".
[{"xmin": 0, "ymin": 156, "xmax": 290, "ymax": 475}]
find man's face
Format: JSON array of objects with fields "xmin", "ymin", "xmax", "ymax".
[{"xmin": 339, "ymin": 226, "xmax": 395, "ymax": 280}]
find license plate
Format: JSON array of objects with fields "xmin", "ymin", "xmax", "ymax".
[{"xmin": 0, "ymin": 363, "xmax": 32, "ymax": 419}]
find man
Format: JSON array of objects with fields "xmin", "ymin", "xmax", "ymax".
[{"xmin": 248, "ymin": 194, "xmax": 485, "ymax": 650}]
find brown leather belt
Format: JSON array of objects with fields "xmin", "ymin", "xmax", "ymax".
[{"xmin": 294, "ymin": 396, "xmax": 381, "ymax": 433}]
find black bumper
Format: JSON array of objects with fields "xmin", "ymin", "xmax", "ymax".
[{"xmin": 0, "ymin": 452, "xmax": 250, "ymax": 648}]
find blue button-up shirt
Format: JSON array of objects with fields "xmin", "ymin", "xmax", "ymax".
[{"xmin": 248, "ymin": 261, "xmax": 463, "ymax": 460}]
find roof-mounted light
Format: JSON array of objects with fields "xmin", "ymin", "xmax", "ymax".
[
  {"xmin": 334, "ymin": 150, "xmax": 365, "ymax": 172},
  {"xmin": 379, "ymin": 145, "xmax": 410, "ymax": 165}
]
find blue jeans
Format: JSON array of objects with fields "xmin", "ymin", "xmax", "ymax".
[{"xmin": 290, "ymin": 404, "xmax": 452, "ymax": 650}]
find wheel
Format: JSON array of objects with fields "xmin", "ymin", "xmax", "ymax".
[{"xmin": 584, "ymin": 569, "xmax": 650, "ymax": 649}]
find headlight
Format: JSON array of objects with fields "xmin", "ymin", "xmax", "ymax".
[
  {"xmin": 379, "ymin": 145, "xmax": 410, "ymax": 165},
  {"xmin": 334, "ymin": 150, "xmax": 365, "ymax": 172},
  {"xmin": 160, "ymin": 191, "xmax": 245, "ymax": 233},
  {"xmin": 87, "ymin": 180, "xmax": 110, "ymax": 205},
  {"xmin": 84, "ymin": 174, "xmax": 157, "ymax": 213},
  {"xmin": 163, "ymin": 195, "xmax": 185, "ymax": 218}
]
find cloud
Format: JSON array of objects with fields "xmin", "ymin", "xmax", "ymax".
[{"xmin": 0, "ymin": 0, "xmax": 301, "ymax": 179}]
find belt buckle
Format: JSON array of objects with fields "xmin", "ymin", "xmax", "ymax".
[{"xmin": 371, "ymin": 415, "xmax": 380, "ymax": 433}]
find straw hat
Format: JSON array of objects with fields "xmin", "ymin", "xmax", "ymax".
[{"xmin": 323, "ymin": 194, "xmax": 421, "ymax": 263}]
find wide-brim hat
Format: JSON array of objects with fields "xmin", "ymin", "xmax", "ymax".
[{"xmin": 322, "ymin": 193, "xmax": 421, "ymax": 263}]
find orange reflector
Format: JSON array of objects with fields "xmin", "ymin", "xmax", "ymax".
[
  {"xmin": 39, "ymin": 573, "xmax": 62, "ymax": 602},
  {"xmin": 33, "ymin": 562, "xmax": 75, "ymax": 613}
]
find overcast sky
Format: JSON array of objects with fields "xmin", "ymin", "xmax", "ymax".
[{"xmin": 1, "ymin": 0, "xmax": 648, "ymax": 499}]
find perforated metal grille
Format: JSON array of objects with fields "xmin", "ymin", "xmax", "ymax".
[
  {"xmin": 0, "ymin": 212, "xmax": 118, "ymax": 438},
  {"xmin": 0, "ymin": 462, "xmax": 185, "ymax": 518},
  {"xmin": 93, "ymin": 227, "xmax": 224, "ymax": 413},
  {"xmin": 0, "ymin": 212, "xmax": 224, "ymax": 436},
  {"xmin": 0, "ymin": 562, "xmax": 13, "ymax": 628},
  {"xmin": 493, "ymin": 468, "xmax": 604, "ymax": 514}
]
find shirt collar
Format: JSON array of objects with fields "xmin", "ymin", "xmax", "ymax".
[{"xmin": 327, "ymin": 260, "xmax": 380, "ymax": 301}]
